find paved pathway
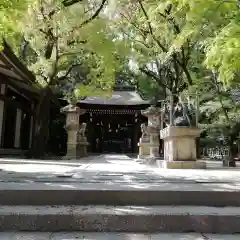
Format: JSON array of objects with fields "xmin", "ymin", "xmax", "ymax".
[
  {"xmin": 0, "ymin": 232, "xmax": 239, "ymax": 239},
  {"xmin": 0, "ymin": 154, "xmax": 239, "ymax": 191},
  {"xmin": 0, "ymin": 155, "xmax": 239, "ymax": 238}
]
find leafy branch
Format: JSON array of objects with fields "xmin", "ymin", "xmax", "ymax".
[{"xmin": 62, "ymin": 0, "xmax": 82, "ymax": 7}]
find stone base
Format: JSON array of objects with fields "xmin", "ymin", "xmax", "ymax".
[
  {"xmin": 136, "ymin": 155, "xmax": 150, "ymax": 164},
  {"xmin": 156, "ymin": 160, "xmax": 206, "ymax": 169},
  {"xmin": 146, "ymin": 156, "xmax": 160, "ymax": 165},
  {"xmin": 223, "ymin": 159, "xmax": 236, "ymax": 167},
  {"xmin": 61, "ymin": 155, "xmax": 77, "ymax": 160},
  {"xmin": 137, "ymin": 155, "xmax": 161, "ymax": 165},
  {"xmin": 61, "ymin": 141, "xmax": 88, "ymax": 160},
  {"xmin": 137, "ymin": 154, "xmax": 149, "ymax": 159},
  {"xmin": 160, "ymin": 126, "xmax": 200, "ymax": 162},
  {"xmin": 77, "ymin": 141, "xmax": 88, "ymax": 158},
  {"xmin": 138, "ymin": 141, "xmax": 150, "ymax": 157}
]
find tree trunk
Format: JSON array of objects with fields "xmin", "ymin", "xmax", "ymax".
[
  {"xmin": 28, "ymin": 87, "xmax": 52, "ymax": 159},
  {"xmin": 229, "ymin": 139, "xmax": 236, "ymax": 160}
]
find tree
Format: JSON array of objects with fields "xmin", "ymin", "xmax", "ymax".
[
  {"xmin": 18, "ymin": 0, "xmax": 124, "ymax": 157},
  {"xmin": 110, "ymin": 0, "xmax": 197, "ymax": 98},
  {"xmin": 0, "ymin": 0, "xmax": 34, "ymax": 49},
  {"xmin": 0, "ymin": 0, "xmax": 86, "ymax": 49},
  {"xmin": 113, "ymin": 59, "xmax": 159, "ymax": 100},
  {"xmin": 190, "ymin": 71, "xmax": 240, "ymax": 159},
  {"xmin": 170, "ymin": 0, "xmax": 240, "ymax": 86}
]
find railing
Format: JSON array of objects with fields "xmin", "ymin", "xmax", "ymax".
[{"xmin": 201, "ymin": 147, "xmax": 230, "ymax": 160}]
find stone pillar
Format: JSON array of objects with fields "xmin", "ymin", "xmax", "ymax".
[
  {"xmin": 60, "ymin": 104, "xmax": 85, "ymax": 159},
  {"xmin": 141, "ymin": 106, "xmax": 161, "ymax": 162},
  {"xmin": 159, "ymin": 126, "xmax": 206, "ymax": 169},
  {"xmin": 137, "ymin": 123, "xmax": 150, "ymax": 160}
]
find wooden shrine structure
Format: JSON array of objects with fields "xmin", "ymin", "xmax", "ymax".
[
  {"xmin": 78, "ymin": 86, "xmax": 150, "ymax": 154},
  {"xmin": 0, "ymin": 40, "xmax": 40, "ymax": 156}
]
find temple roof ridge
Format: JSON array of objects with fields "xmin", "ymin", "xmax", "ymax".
[{"xmin": 80, "ymin": 85, "xmax": 150, "ymax": 106}]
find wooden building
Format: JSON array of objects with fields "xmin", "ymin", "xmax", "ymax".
[
  {"xmin": 0, "ymin": 41, "xmax": 40, "ymax": 156},
  {"xmin": 78, "ymin": 86, "xmax": 150, "ymax": 154}
]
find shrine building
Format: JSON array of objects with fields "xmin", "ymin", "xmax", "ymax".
[
  {"xmin": 0, "ymin": 40, "xmax": 39, "ymax": 156},
  {"xmin": 78, "ymin": 85, "xmax": 150, "ymax": 154}
]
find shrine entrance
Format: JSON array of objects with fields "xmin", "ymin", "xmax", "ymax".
[
  {"xmin": 90, "ymin": 114, "xmax": 135, "ymax": 153},
  {"xmin": 77, "ymin": 85, "xmax": 151, "ymax": 154},
  {"xmin": 79, "ymin": 107, "xmax": 149, "ymax": 154}
]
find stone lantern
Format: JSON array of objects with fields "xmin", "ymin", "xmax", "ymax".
[
  {"xmin": 159, "ymin": 94, "xmax": 206, "ymax": 169},
  {"xmin": 60, "ymin": 104, "xmax": 86, "ymax": 159},
  {"xmin": 140, "ymin": 106, "xmax": 161, "ymax": 161}
]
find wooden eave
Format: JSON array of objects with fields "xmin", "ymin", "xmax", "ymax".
[
  {"xmin": 1, "ymin": 39, "xmax": 35, "ymax": 82},
  {"xmin": 0, "ymin": 40, "xmax": 40, "ymax": 99}
]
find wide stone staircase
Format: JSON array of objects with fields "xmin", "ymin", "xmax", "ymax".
[
  {"xmin": 0, "ymin": 188, "xmax": 240, "ymax": 234},
  {"xmin": 0, "ymin": 155, "xmax": 239, "ymax": 238}
]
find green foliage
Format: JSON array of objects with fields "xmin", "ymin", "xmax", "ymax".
[
  {"xmin": 113, "ymin": 60, "xmax": 165, "ymax": 101},
  {"xmin": 171, "ymin": 0, "xmax": 240, "ymax": 85},
  {"xmin": 17, "ymin": 0, "xmax": 125, "ymax": 99},
  {"xmin": 137, "ymin": 73, "xmax": 164, "ymax": 101},
  {"xmin": 0, "ymin": 0, "xmax": 35, "ymax": 50},
  {"xmin": 204, "ymin": 14, "xmax": 240, "ymax": 84},
  {"xmin": 109, "ymin": 0, "xmax": 195, "ymax": 97},
  {"xmin": 194, "ymin": 72, "xmax": 240, "ymax": 151}
]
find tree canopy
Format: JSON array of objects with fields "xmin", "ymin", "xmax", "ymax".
[
  {"xmin": 170, "ymin": 0, "xmax": 240, "ymax": 86},
  {"xmin": 18, "ymin": 0, "xmax": 127, "ymax": 98},
  {"xmin": 2, "ymin": 0, "xmax": 240, "ymax": 87},
  {"xmin": 108, "ymin": 0, "xmax": 200, "ymax": 98},
  {"xmin": 0, "ymin": 0, "xmax": 33, "ymax": 49}
]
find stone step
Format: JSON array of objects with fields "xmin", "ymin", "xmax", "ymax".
[
  {"xmin": 0, "ymin": 232, "xmax": 239, "ymax": 240},
  {"xmin": 0, "ymin": 189, "xmax": 240, "ymax": 206},
  {"xmin": 0, "ymin": 205, "xmax": 239, "ymax": 233}
]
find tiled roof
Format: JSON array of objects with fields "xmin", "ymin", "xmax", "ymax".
[{"xmin": 80, "ymin": 90, "xmax": 150, "ymax": 105}]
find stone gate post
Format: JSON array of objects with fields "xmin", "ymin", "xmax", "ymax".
[
  {"xmin": 141, "ymin": 106, "xmax": 161, "ymax": 162},
  {"xmin": 60, "ymin": 104, "xmax": 85, "ymax": 159}
]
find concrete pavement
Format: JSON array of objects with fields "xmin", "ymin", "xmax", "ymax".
[
  {"xmin": 0, "ymin": 154, "xmax": 239, "ymax": 191},
  {"xmin": 0, "ymin": 232, "xmax": 239, "ymax": 239},
  {"xmin": 0, "ymin": 153, "xmax": 239, "ymax": 207},
  {"xmin": 0, "ymin": 155, "xmax": 239, "ymax": 234}
]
